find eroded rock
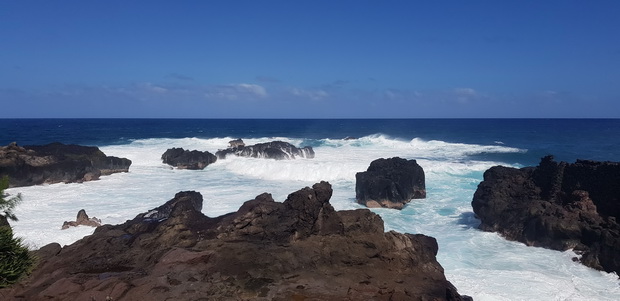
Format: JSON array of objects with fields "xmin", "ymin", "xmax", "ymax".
[
  {"xmin": 0, "ymin": 142, "xmax": 131, "ymax": 187},
  {"xmin": 1, "ymin": 182, "xmax": 469, "ymax": 300},
  {"xmin": 216, "ymin": 140, "xmax": 315, "ymax": 160},
  {"xmin": 161, "ymin": 147, "xmax": 217, "ymax": 170},
  {"xmin": 356, "ymin": 157, "xmax": 426, "ymax": 209},
  {"xmin": 472, "ymin": 156, "xmax": 620, "ymax": 274}
]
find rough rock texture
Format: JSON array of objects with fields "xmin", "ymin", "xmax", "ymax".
[
  {"xmin": 0, "ymin": 142, "xmax": 132, "ymax": 187},
  {"xmin": 356, "ymin": 157, "xmax": 426, "ymax": 209},
  {"xmin": 161, "ymin": 147, "xmax": 217, "ymax": 170},
  {"xmin": 472, "ymin": 156, "xmax": 620, "ymax": 274},
  {"xmin": 216, "ymin": 140, "xmax": 315, "ymax": 160},
  {"xmin": 1, "ymin": 182, "xmax": 470, "ymax": 301},
  {"xmin": 228, "ymin": 138, "xmax": 245, "ymax": 148},
  {"xmin": 61, "ymin": 209, "xmax": 102, "ymax": 230}
]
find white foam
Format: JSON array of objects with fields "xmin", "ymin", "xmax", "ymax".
[{"xmin": 5, "ymin": 136, "xmax": 618, "ymax": 300}]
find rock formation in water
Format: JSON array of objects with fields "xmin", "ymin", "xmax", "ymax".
[
  {"xmin": 61, "ymin": 209, "xmax": 102, "ymax": 230},
  {"xmin": 356, "ymin": 157, "xmax": 426, "ymax": 209},
  {"xmin": 216, "ymin": 140, "xmax": 315, "ymax": 160},
  {"xmin": 472, "ymin": 156, "xmax": 620, "ymax": 275},
  {"xmin": 161, "ymin": 147, "xmax": 217, "ymax": 170},
  {"xmin": 1, "ymin": 182, "xmax": 470, "ymax": 300},
  {"xmin": 0, "ymin": 142, "xmax": 132, "ymax": 187}
]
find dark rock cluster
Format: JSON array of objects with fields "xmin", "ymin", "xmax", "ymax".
[
  {"xmin": 216, "ymin": 139, "xmax": 315, "ymax": 160},
  {"xmin": 161, "ymin": 147, "xmax": 217, "ymax": 170},
  {"xmin": 356, "ymin": 157, "xmax": 426, "ymax": 209},
  {"xmin": 472, "ymin": 156, "xmax": 620, "ymax": 274},
  {"xmin": 1, "ymin": 182, "xmax": 470, "ymax": 300},
  {"xmin": 61, "ymin": 209, "xmax": 102, "ymax": 230},
  {"xmin": 0, "ymin": 142, "xmax": 131, "ymax": 187}
]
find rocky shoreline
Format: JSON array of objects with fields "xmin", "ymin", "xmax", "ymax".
[
  {"xmin": 0, "ymin": 142, "xmax": 131, "ymax": 187},
  {"xmin": 5, "ymin": 139, "xmax": 620, "ymax": 299},
  {"xmin": 472, "ymin": 156, "xmax": 620, "ymax": 274},
  {"xmin": 0, "ymin": 182, "xmax": 471, "ymax": 300}
]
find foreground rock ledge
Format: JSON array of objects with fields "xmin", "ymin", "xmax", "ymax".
[
  {"xmin": 0, "ymin": 142, "xmax": 132, "ymax": 187},
  {"xmin": 472, "ymin": 156, "xmax": 620, "ymax": 275},
  {"xmin": 1, "ymin": 182, "xmax": 470, "ymax": 301}
]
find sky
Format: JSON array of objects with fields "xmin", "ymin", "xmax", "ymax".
[{"xmin": 1, "ymin": 0, "xmax": 619, "ymax": 118}]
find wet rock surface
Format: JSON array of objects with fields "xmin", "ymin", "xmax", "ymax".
[
  {"xmin": 1, "ymin": 182, "xmax": 469, "ymax": 300},
  {"xmin": 161, "ymin": 147, "xmax": 217, "ymax": 170},
  {"xmin": 356, "ymin": 157, "xmax": 426, "ymax": 209},
  {"xmin": 0, "ymin": 142, "xmax": 131, "ymax": 187},
  {"xmin": 216, "ymin": 140, "xmax": 315, "ymax": 160},
  {"xmin": 472, "ymin": 156, "xmax": 620, "ymax": 274},
  {"xmin": 61, "ymin": 209, "xmax": 102, "ymax": 230}
]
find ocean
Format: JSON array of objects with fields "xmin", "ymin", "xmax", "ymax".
[{"xmin": 2, "ymin": 118, "xmax": 619, "ymax": 300}]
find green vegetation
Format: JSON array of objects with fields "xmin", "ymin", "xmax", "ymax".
[
  {"xmin": 1, "ymin": 176, "xmax": 22, "ymax": 223},
  {"xmin": 0, "ymin": 176, "xmax": 34, "ymax": 287}
]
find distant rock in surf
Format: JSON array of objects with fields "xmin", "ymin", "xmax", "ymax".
[
  {"xmin": 161, "ymin": 147, "xmax": 217, "ymax": 170},
  {"xmin": 228, "ymin": 138, "xmax": 245, "ymax": 148},
  {"xmin": 216, "ymin": 140, "xmax": 315, "ymax": 160},
  {"xmin": 61, "ymin": 209, "xmax": 102, "ymax": 230},
  {"xmin": 356, "ymin": 157, "xmax": 426, "ymax": 209},
  {"xmin": 1, "ymin": 182, "xmax": 470, "ymax": 300},
  {"xmin": 0, "ymin": 142, "xmax": 132, "ymax": 187},
  {"xmin": 472, "ymin": 155, "xmax": 620, "ymax": 275}
]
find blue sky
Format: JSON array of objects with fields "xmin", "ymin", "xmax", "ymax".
[{"xmin": 1, "ymin": 1, "xmax": 619, "ymax": 118}]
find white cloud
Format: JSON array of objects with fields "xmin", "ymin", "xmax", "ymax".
[
  {"xmin": 140, "ymin": 82, "xmax": 168, "ymax": 94},
  {"xmin": 290, "ymin": 88, "xmax": 328, "ymax": 100},
  {"xmin": 205, "ymin": 83, "xmax": 267, "ymax": 100},
  {"xmin": 454, "ymin": 88, "xmax": 478, "ymax": 104}
]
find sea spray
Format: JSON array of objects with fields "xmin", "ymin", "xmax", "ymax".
[{"xmin": 6, "ymin": 135, "xmax": 619, "ymax": 300}]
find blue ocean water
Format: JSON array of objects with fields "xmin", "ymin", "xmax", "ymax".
[
  {"xmin": 2, "ymin": 118, "xmax": 620, "ymax": 300},
  {"xmin": 3, "ymin": 118, "xmax": 620, "ymax": 164}
]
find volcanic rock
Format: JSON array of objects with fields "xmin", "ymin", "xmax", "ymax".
[
  {"xmin": 356, "ymin": 157, "xmax": 426, "ymax": 209},
  {"xmin": 472, "ymin": 156, "xmax": 620, "ymax": 274},
  {"xmin": 61, "ymin": 209, "xmax": 102, "ymax": 230},
  {"xmin": 0, "ymin": 142, "xmax": 132, "ymax": 187},
  {"xmin": 228, "ymin": 138, "xmax": 245, "ymax": 148},
  {"xmin": 0, "ymin": 182, "xmax": 470, "ymax": 300},
  {"xmin": 216, "ymin": 140, "xmax": 315, "ymax": 160},
  {"xmin": 161, "ymin": 147, "xmax": 217, "ymax": 170}
]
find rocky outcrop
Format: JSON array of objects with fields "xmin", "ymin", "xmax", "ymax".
[
  {"xmin": 216, "ymin": 140, "xmax": 315, "ymax": 160},
  {"xmin": 472, "ymin": 156, "xmax": 620, "ymax": 274},
  {"xmin": 228, "ymin": 138, "xmax": 245, "ymax": 148},
  {"xmin": 1, "ymin": 183, "xmax": 470, "ymax": 300},
  {"xmin": 0, "ymin": 142, "xmax": 131, "ymax": 187},
  {"xmin": 161, "ymin": 148, "xmax": 217, "ymax": 170},
  {"xmin": 61, "ymin": 209, "xmax": 102, "ymax": 230},
  {"xmin": 356, "ymin": 157, "xmax": 426, "ymax": 209}
]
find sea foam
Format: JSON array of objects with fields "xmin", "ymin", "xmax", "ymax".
[{"xmin": 6, "ymin": 135, "xmax": 619, "ymax": 300}]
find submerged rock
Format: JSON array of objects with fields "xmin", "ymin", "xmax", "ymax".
[
  {"xmin": 216, "ymin": 140, "xmax": 315, "ymax": 160},
  {"xmin": 1, "ymin": 182, "xmax": 470, "ymax": 300},
  {"xmin": 61, "ymin": 209, "xmax": 102, "ymax": 229},
  {"xmin": 356, "ymin": 157, "xmax": 426, "ymax": 209},
  {"xmin": 472, "ymin": 156, "xmax": 620, "ymax": 275},
  {"xmin": 161, "ymin": 147, "xmax": 217, "ymax": 170},
  {"xmin": 0, "ymin": 142, "xmax": 131, "ymax": 187}
]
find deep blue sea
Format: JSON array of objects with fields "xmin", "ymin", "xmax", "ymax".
[{"xmin": 2, "ymin": 118, "xmax": 620, "ymax": 300}]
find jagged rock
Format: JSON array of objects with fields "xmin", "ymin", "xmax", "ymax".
[
  {"xmin": 161, "ymin": 148, "xmax": 217, "ymax": 170},
  {"xmin": 0, "ymin": 183, "xmax": 469, "ymax": 300},
  {"xmin": 61, "ymin": 209, "xmax": 102, "ymax": 230},
  {"xmin": 228, "ymin": 138, "xmax": 245, "ymax": 148},
  {"xmin": 216, "ymin": 140, "xmax": 315, "ymax": 160},
  {"xmin": 356, "ymin": 157, "xmax": 426, "ymax": 209},
  {"xmin": 472, "ymin": 156, "xmax": 620, "ymax": 274},
  {"xmin": 0, "ymin": 142, "xmax": 132, "ymax": 187}
]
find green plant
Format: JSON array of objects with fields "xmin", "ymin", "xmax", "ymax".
[
  {"xmin": 0, "ymin": 226, "xmax": 34, "ymax": 287},
  {"xmin": 0, "ymin": 176, "xmax": 33, "ymax": 287},
  {"xmin": 0, "ymin": 176, "xmax": 22, "ymax": 222}
]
